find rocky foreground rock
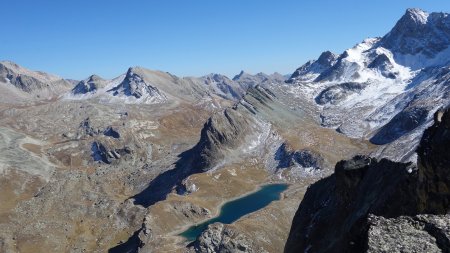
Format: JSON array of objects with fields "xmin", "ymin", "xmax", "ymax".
[
  {"xmin": 188, "ymin": 223, "xmax": 267, "ymax": 253},
  {"xmin": 284, "ymin": 108, "xmax": 450, "ymax": 252}
]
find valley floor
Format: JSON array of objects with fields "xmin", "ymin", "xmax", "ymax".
[{"xmin": 0, "ymin": 89, "xmax": 374, "ymax": 252}]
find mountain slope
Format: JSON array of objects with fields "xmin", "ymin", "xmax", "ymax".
[
  {"xmin": 286, "ymin": 8, "xmax": 450, "ymax": 162},
  {"xmin": 0, "ymin": 61, "xmax": 72, "ymax": 103},
  {"xmin": 284, "ymin": 108, "xmax": 450, "ymax": 253},
  {"xmin": 71, "ymin": 75, "xmax": 107, "ymax": 95}
]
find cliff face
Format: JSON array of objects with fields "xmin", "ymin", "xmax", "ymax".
[
  {"xmin": 284, "ymin": 108, "xmax": 450, "ymax": 253},
  {"xmin": 189, "ymin": 107, "xmax": 256, "ymax": 172}
]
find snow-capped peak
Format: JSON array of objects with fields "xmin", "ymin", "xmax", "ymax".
[
  {"xmin": 404, "ymin": 8, "xmax": 429, "ymax": 25},
  {"xmin": 106, "ymin": 67, "xmax": 167, "ymax": 104},
  {"xmin": 285, "ymin": 8, "xmax": 450, "ymax": 162}
]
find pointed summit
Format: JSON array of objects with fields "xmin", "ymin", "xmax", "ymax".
[
  {"xmin": 107, "ymin": 67, "xmax": 167, "ymax": 103},
  {"xmin": 316, "ymin": 51, "xmax": 337, "ymax": 66},
  {"xmin": 232, "ymin": 70, "xmax": 249, "ymax": 81},
  {"xmin": 287, "ymin": 51, "xmax": 338, "ymax": 83},
  {"xmin": 72, "ymin": 74, "xmax": 106, "ymax": 95},
  {"xmin": 87, "ymin": 74, "xmax": 103, "ymax": 82},
  {"xmin": 403, "ymin": 8, "xmax": 429, "ymax": 24},
  {"xmin": 381, "ymin": 8, "xmax": 450, "ymax": 57}
]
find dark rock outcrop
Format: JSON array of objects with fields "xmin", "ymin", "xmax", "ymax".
[
  {"xmin": 103, "ymin": 126, "xmax": 120, "ymax": 139},
  {"xmin": 284, "ymin": 108, "xmax": 450, "ymax": 253},
  {"xmin": 78, "ymin": 118, "xmax": 99, "ymax": 137},
  {"xmin": 315, "ymin": 82, "xmax": 368, "ymax": 105},
  {"xmin": 91, "ymin": 141, "xmax": 110, "ymax": 164},
  {"xmin": 72, "ymin": 75, "xmax": 104, "ymax": 94},
  {"xmin": 91, "ymin": 141, "xmax": 131, "ymax": 164},
  {"xmin": 287, "ymin": 51, "xmax": 338, "ymax": 83},
  {"xmin": 370, "ymin": 106, "xmax": 429, "ymax": 145},
  {"xmin": 275, "ymin": 143, "xmax": 323, "ymax": 170}
]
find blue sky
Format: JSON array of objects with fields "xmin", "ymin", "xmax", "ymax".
[{"xmin": 2, "ymin": 0, "xmax": 450, "ymax": 80}]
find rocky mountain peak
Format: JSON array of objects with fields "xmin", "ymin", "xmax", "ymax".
[
  {"xmin": 287, "ymin": 50, "xmax": 339, "ymax": 83},
  {"xmin": 381, "ymin": 8, "xmax": 450, "ymax": 57},
  {"xmin": 204, "ymin": 73, "xmax": 231, "ymax": 82},
  {"xmin": 125, "ymin": 67, "xmax": 137, "ymax": 78},
  {"xmin": 404, "ymin": 8, "xmax": 429, "ymax": 25},
  {"xmin": 72, "ymin": 74, "xmax": 106, "ymax": 95},
  {"xmin": 232, "ymin": 70, "xmax": 250, "ymax": 81},
  {"xmin": 87, "ymin": 74, "xmax": 102, "ymax": 82},
  {"xmin": 106, "ymin": 67, "xmax": 167, "ymax": 102},
  {"xmin": 316, "ymin": 51, "xmax": 337, "ymax": 66},
  {"xmin": 202, "ymin": 73, "xmax": 244, "ymax": 100}
]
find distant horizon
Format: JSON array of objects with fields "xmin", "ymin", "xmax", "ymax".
[
  {"xmin": 2, "ymin": 1, "xmax": 450, "ymax": 80},
  {"xmin": 0, "ymin": 60, "xmax": 290, "ymax": 81}
]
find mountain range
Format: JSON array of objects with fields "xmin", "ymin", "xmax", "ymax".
[{"xmin": 0, "ymin": 8, "xmax": 449, "ymax": 253}]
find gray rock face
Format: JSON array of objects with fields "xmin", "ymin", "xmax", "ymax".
[
  {"xmin": 0, "ymin": 61, "xmax": 71, "ymax": 95},
  {"xmin": 367, "ymin": 53, "xmax": 396, "ymax": 79},
  {"xmin": 91, "ymin": 141, "xmax": 131, "ymax": 164},
  {"xmin": 381, "ymin": 8, "xmax": 450, "ymax": 58},
  {"xmin": 287, "ymin": 51, "xmax": 338, "ymax": 83},
  {"xmin": 0, "ymin": 63, "xmax": 47, "ymax": 92},
  {"xmin": 108, "ymin": 68, "xmax": 167, "ymax": 102},
  {"xmin": 72, "ymin": 75, "xmax": 105, "ymax": 94},
  {"xmin": 367, "ymin": 214, "xmax": 450, "ymax": 253},
  {"xmin": 315, "ymin": 52, "xmax": 362, "ymax": 82},
  {"xmin": 370, "ymin": 106, "xmax": 429, "ymax": 145},
  {"xmin": 190, "ymin": 223, "xmax": 267, "ymax": 253},
  {"xmin": 315, "ymin": 82, "xmax": 368, "ymax": 105},
  {"xmin": 190, "ymin": 107, "xmax": 255, "ymax": 172},
  {"xmin": 233, "ymin": 71, "xmax": 286, "ymax": 89},
  {"xmin": 275, "ymin": 143, "xmax": 323, "ymax": 170},
  {"xmin": 203, "ymin": 73, "xmax": 245, "ymax": 100},
  {"xmin": 284, "ymin": 108, "xmax": 450, "ymax": 253}
]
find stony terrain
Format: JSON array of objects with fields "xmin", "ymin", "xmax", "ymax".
[
  {"xmin": 0, "ymin": 60, "xmax": 371, "ymax": 253},
  {"xmin": 284, "ymin": 108, "xmax": 450, "ymax": 252}
]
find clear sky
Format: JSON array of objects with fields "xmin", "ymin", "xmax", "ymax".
[{"xmin": 2, "ymin": 0, "xmax": 450, "ymax": 80}]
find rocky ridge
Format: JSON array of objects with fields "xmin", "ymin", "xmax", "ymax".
[
  {"xmin": 0, "ymin": 61, "xmax": 72, "ymax": 102},
  {"xmin": 284, "ymin": 108, "xmax": 450, "ymax": 252}
]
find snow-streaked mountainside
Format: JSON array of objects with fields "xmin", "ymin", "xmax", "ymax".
[
  {"xmin": 286, "ymin": 8, "xmax": 450, "ymax": 162},
  {"xmin": 1, "ymin": 8, "xmax": 449, "ymax": 163}
]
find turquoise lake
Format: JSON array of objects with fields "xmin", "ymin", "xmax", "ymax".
[{"xmin": 179, "ymin": 183, "xmax": 289, "ymax": 241}]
